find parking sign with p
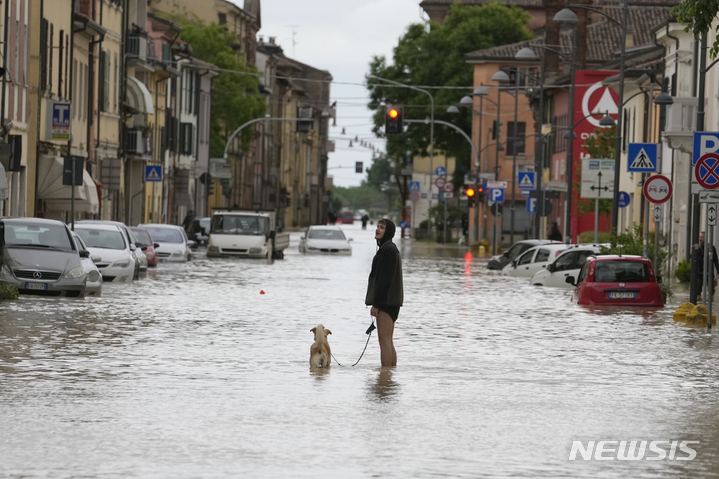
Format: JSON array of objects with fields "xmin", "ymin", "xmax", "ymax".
[
  {"xmin": 693, "ymin": 132, "xmax": 719, "ymax": 165},
  {"xmin": 489, "ymin": 188, "xmax": 504, "ymax": 204}
]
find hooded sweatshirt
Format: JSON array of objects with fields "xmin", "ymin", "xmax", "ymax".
[{"xmin": 366, "ymin": 219, "xmax": 404, "ymax": 320}]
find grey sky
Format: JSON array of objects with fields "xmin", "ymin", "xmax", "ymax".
[{"xmin": 231, "ymin": 0, "xmax": 421, "ymax": 187}]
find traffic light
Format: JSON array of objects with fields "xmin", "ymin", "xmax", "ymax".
[
  {"xmin": 208, "ymin": 180, "xmax": 214, "ymax": 196},
  {"xmin": 492, "ymin": 120, "xmax": 503, "ymax": 140},
  {"xmin": 466, "ymin": 187, "xmax": 477, "ymax": 207},
  {"xmin": 385, "ymin": 106, "xmax": 403, "ymax": 135}
]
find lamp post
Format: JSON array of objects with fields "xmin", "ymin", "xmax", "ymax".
[
  {"xmin": 366, "ymin": 74, "xmax": 434, "ymax": 237},
  {"xmin": 491, "ymin": 70, "xmax": 509, "ymax": 253}
]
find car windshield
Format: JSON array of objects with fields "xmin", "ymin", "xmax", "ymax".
[
  {"xmin": 130, "ymin": 228, "xmax": 152, "ymax": 245},
  {"xmin": 73, "ymin": 233, "xmax": 88, "ymax": 251},
  {"xmin": 199, "ymin": 218, "xmax": 210, "ymax": 232},
  {"xmin": 309, "ymin": 229, "xmax": 346, "ymax": 240},
  {"xmin": 143, "ymin": 227, "xmax": 184, "ymax": 244},
  {"xmin": 75, "ymin": 228, "xmax": 126, "ymax": 250},
  {"xmin": 594, "ymin": 261, "xmax": 650, "ymax": 283},
  {"xmin": 211, "ymin": 215, "xmax": 267, "ymax": 236},
  {"xmin": 2, "ymin": 222, "xmax": 74, "ymax": 250}
]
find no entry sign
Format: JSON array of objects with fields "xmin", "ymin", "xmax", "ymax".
[
  {"xmin": 696, "ymin": 153, "xmax": 719, "ymax": 190},
  {"xmin": 643, "ymin": 175, "xmax": 673, "ymax": 204}
]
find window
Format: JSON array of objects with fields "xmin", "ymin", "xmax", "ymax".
[
  {"xmin": 98, "ymin": 50, "xmax": 110, "ymax": 112},
  {"xmin": 49, "ymin": 23, "xmax": 53, "ymax": 93},
  {"xmin": 518, "ymin": 250, "xmax": 534, "ymax": 265},
  {"xmin": 577, "ymin": 262, "xmax": 589, "ymax": 284},
  {"xmin": 553, "ymin": 252, "xmax": 576, "ymax": 272},
  {"xmin": 594, "ymin": 261, "xmax": 650, "ymax": 283},
  {"xmin": 114, "ymin": 53, "xmax": 118, "ymax": 113},
  {"xmin": 180, "ymin": 123, "xmax": 194, "ymax": 155},
  {"xmin": 58, "ymin": 29, "xmax": 63, "ymax": 97},
  {"xmin": 506, "ymin": 121, "xmax": 526, "ymax": 156},
  {"xmin": 573, "ymin": 251, "xmax": 594, "ymax": 269},
  {"xmin": 72, "ymin": 59, "xmax": 77, "ymax": 116},
  {"xmin": 65, "ymin": 33, "xmax": 69, "ymax": 98},
  {"xmin": 218, "ymin": 13, "xmax": 227, "ymax": 25},
  {"xmin": 535, "ymin": 249, "xmax": 550, "ymax": 263}
]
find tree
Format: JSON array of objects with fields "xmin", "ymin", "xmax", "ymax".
[
  {"xmin": 363, "ymin": 155, "xmax": 393, "ymax": 190},
  {"xmin": 366, "ymin": 3, "xmax": 533, "ymax": 185},
  {"xmin": 673, "ymin": 0, "xmax": 719, "ymax": 59},
  {"xmin": 168, "ymin": 15, "xmax": 267, "ymax": 157}
]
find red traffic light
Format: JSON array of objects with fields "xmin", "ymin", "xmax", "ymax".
[
  {"xmin": 388, "ymin": 109, "xmax": 399, "ymax": 119},
  {"xmin": 466, "ymin": 188, "xmax": 476, "ymax": 197}
]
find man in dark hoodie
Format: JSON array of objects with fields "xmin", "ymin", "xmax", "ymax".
[{"xmin": 366, "ymin": 219, "xmax": 404, "ymax": 367}]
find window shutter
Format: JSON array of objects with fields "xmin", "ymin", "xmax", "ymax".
[{"xmin": 98, "ymin": 51, "xmax": 106, "ymax": 112}]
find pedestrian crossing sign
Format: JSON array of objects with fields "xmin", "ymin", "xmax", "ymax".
[
  {"xmin": 627, "ymin": 143, "xmax": 658, "ymax": 172},
  {"xmin": 145, "ymin": 165, "xmax": 162, "ymax": 182},
  {"xmin": 517, "ymin": 171, "xmax": 535, "ymax": 190}
]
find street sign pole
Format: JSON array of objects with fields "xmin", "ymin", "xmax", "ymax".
[
  {"xmin": 710, "ymin": 223, "xmax": 714, "ymax": 330},
  {"xmin": 704, "ymin": 205, "xmax": 709, "ymax": 309},
  {"xmin": 643, "ymin": 172, "xmax": 650, "ymax": 258},
  {"xmin": 594, "ymin": 172, "xmax": 602, "ymax": 243},
  {"xmin": 71, "ymin": 156, "xmax": 75, "ymax": 232},
  {"xmin": 654, "ymin": 204, "xmax": 661, "ymax": 278}
]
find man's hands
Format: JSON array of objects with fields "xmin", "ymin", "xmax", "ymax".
[{"xmin": 370, "ymin": 306, "xmax": 379, "ymax": 317}]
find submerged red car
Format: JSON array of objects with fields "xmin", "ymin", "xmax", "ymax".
[{"xmin": 567, "ymin": 255, "xmax": 664, "ymax": 307}]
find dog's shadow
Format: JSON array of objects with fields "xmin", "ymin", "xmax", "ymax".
[
  {"xmin": 367, "ymin": 367, "xmax": 398, "ymax": 402},
  {"xmin": 310, "ymin": 367, "xmax": 331, "ymax": 380}
]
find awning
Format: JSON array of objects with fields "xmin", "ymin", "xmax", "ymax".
[
  {"xmin": 0, "ymin": 162, "xmax": 7, "ymax": 200},
  {"xmin": 126, "ymin": 76, "xmax": 154, "ymax": 115},
  {"xmin": 37, "ymin": 155, "xmax": 99, "ymax": 214}
]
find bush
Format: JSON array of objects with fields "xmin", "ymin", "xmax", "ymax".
[
  {"xmin": 578, "ymin": 230, "xmax": 614, "ymax": 244},
  {"xmin": 676, "ymin": 259, "xmax": 691, "ymax": 283},
  {"xmin": 0, "ymin": 282, "xmax": 18, "ymax": 301}
]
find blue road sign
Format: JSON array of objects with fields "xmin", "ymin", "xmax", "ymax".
[
  {"xmin": 409, "ymin": 181, "xmax": 420, "ymax": 192},
  {"xmin": 145, "ymin": 165, "xmax": 162, "ymax": 182},
  {"xmin": 517, "ymin": 171, "xmax": 536, "ymax": 190},
  {"xmin": 398, "ymin": 220, "xmax": 409, "ymax": 229},
  {"xmin": 627, "ymin": 143, "xmax": 658, "ymax": 172},
  {"xmin": 527, "ymin": 197, "xmax": 537, "ymax": 214},
  {"xmin": 693, "ymin": 132, "xmax": 719, "ymax": 165},
  {"xmin": 49, "ymin": 101, "xmax": 71, "ymax": 140},
  {"xmin": 618, "ymin": 191, "xmax": 631, "ymax": 208},
  {"xmin": 489, "ymin": 188, "xmax": 504, "ymax": 203},
  {"xmin": 435, "ymin": 166, "xmax": 446, "ymax": 177}
]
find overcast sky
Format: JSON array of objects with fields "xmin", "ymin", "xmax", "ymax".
[{"xmin": 230, "ymin": 0, "xmax": 421, "ymax": 187}]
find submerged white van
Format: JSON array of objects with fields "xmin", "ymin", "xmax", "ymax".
[{"xmin": 206, "ymin": 210, "xmax": 290, "ymax": 259}]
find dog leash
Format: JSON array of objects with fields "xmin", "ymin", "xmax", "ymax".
[{"xmin": 332, "ymin": 321, "xmax": 376, "ymax": 367}]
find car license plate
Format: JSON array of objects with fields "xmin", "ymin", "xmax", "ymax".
[
  {"xmin": 158, "ymin": 258, "xmax": 167, "ymax": 263},
  {"xmin": 25, "ymin": 283, "xmax": 48, "ymax": 291},
  {"xmin": 609, "ymin": 292, "xmax": 636, "ymax": 299}
]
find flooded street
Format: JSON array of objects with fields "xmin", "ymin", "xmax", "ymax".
[{"xmin": 2, "ymin": 222, "xmax": 719, "ymax": 477}]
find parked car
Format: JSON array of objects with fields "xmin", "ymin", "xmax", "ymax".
[
  {"xmin": 487, "ymin": 239, "xmax": 562, "ymax": 270},
  {"xmin": 74, "ymin": 224, "xmax": 136, "ymax": 283},
  {"xmin": 138, "ymin": 224, "xmax": 194, "ymax": 263},
  {"xmin": 299, "ymin": 225, "xmax": 353, "ymax": 255},
  {"xmin": 568, "ymin": 255, "xmax": 664, "ymax": 307},
  {"xmin": 77, "ymin": 220, "xmax": 147, "ymax": 278},
  {"xmin": 530, "ymin": 244, "xmax": 604, "ymax": 288},
  {"xmin": 130, "ymin": 227, "xmax": 159, "ymax": 268},
  {"xmin": 502, "ymin": 244, "xmax": 569, "ymax": 278},
  {"xmin": 0, "ymin": 218, "xmax": 88, "ymax": 297},
  {"xmin": 71, "ymin": 231, "xmax": 103, "ymax": 296},
  {"xmin": 186, "ymin": 217, "xmax": 210, "ymax": 247}
]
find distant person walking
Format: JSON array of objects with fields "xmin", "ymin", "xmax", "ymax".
[
  {"xmin": 366, "ymin": 219, "xmax": 403, "ymax": 367},
  {"xmin": 361, "ymin": 214, "xmax": 369, "ymax": 230},
  {"xmin": 696, "ymin": 231, "xmax": 719, "ymax": 300},
  {"xmin": 328, "ymin": 210, "xmax": 337, "ymax": 225},
  {"xmin": 548, "ymin": 222, "xmax": 562, "ymax": 242}
]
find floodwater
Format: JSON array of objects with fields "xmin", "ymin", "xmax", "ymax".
[{"xmin": 2, "ymin": 223, "xmax": 719, "ymax": 478}]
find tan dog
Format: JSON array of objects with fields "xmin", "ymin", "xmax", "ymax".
[{"xmin": 310, "ymin": 324, "xmax": 332, "ymax": 368}]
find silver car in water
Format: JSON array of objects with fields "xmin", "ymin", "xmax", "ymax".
[{"xmin": 0, "ymin": 218, "xmax": 88, "ymax": 297}]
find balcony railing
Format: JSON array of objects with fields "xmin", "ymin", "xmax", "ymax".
[
  {"xmin": 126, "ymin": 32, "xmax": 147, "ymax": 61},
  {"xmin": 146, "ymin": 37, "xmax": 158, "ymax": 60},
  {"xmin": 126, "ymin": 129, "xmax": 153, "ymax": 157}
]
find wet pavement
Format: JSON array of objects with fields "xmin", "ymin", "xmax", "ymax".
[{"xmin": 2, "ymin": 223, "xmax": 719, "ymax": 477}]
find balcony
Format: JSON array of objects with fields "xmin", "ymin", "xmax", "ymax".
[
  {"xmin": 146, "ymin": 37, "xmax": 158, "ymax": 60},
  {"xmin": 126, "ymin": 32, "xmax": 147, "ymax": 62},
  {"xmin": 126, "ymin": 129, "xmax": 153, "ymax": 157},
  {"xmin": 664, "ymin": 97, "xmax": 697, "ymax": 154}
]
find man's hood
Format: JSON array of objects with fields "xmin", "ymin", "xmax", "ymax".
[{"xmin": 378, "ymin": 219, "xmax": 396, "ymax": 246}]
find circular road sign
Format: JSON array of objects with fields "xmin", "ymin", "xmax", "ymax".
[
  {"xmin": 696, "ymin": 153, "xmax": 719, "ymax": 190},
  {"xmin": 618, "ymin": 191, "xmax": 631, "ymax": 208},
  {"xmin": 409, "ymin": 192, "xmax": 420, "ymax": 203},
  {"xmin": 643, "ymin": 175, "xmax": 673, "ymax": 204},
  {"xmin": 435, "ymin": 177, "xmax": 446, "ymax": 189},
  {"xmin": 490, "ymin": 203, "xmax": 503, "ymax": 216},
  {"xmin": 443, "ymin": 181, "xmax": 455, "ymax": 193}
]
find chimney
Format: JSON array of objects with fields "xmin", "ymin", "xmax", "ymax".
[
  {"xmin": 625, "ymin": 28, "xmax": 635, "ymax": 49},
  {"xmin": 269, "ymin": 37, "xmax": 276, "ymax": 45},
  {"xmin": 543, "ymin": 0, "xmax": 562, "ymax": 80}
]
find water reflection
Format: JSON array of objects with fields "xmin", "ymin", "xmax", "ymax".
[{"xmin": 367, "ymin": 367, "xmax": 398, "ymax": 403}]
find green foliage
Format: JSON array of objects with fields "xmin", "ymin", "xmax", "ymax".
[
  {"xmin": 363, "ymin": 156, "xmax": 393, "ymax": 190},
  {"xmin": 673, "ymin": 0, "xmax": 719, "ymax": 58},
  {"xmin": 367, "ymin": 3, "xmax": 533, "ymax": 183},
  {"xmin": 331, "ymin": 186, "xmax": 388, "ymax": 212},
  {"xmin": 0, "ymin": 282, "xmax": 18, "ymax": 301},
  {"xmin": 428, "ymin": 202, "xmax": 462, "ymax": 231},
  {"xmin": 578, "ymin": 231, "xmax": 614, "ymax": 244},
  {"xmin": 676, "ymin": 258, "xmax": 691, "ymax": 283},
  {"xmin": 169, "ymin": 14, "xmax": 267, "ymax": 157}
]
